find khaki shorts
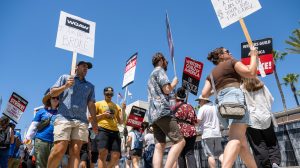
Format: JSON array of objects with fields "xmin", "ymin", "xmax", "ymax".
[
  {"xmin": 53, "ymin": 119, "xmax": 88, "ymax": 142},
  {"xmin": 152, "ymin": 116, "xmax": 183, "ymax": 143}
]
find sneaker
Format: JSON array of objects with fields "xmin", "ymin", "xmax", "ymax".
[{"xmin": 272, "ymin": 163, "xmax": 280, "ymax": 168}]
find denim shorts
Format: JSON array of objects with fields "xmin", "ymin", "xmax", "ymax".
[{"xmin": 217, "ymin": 87, "xmax": 249, "ymax": 128}]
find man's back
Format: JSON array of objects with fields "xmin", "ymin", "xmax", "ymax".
[
  {"xmin": 147, "ymin": 67, "xmax": 170, "ymax": 124},
  {"xmin": 197, "ymin": 102, "xmax": 221, "ymax": 139}
]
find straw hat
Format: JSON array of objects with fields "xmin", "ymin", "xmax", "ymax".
[{"xmin": 195, "ymin": 95, "xmax": 210, "ymax": 101}]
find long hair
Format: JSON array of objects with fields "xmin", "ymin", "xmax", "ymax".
[{"xmin": 242, "ymin": 77, "xmax": 264, "ymax": 92}]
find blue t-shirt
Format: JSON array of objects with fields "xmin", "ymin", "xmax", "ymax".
[
  {"xmin": 9, "ymin": 131, "xmax": 22, "ymax": 158},
  {"xmin": 34, "ymin": 108, "xmax": 57, "ymax": 143},
  {"xmin": 52, "ymin": 74, "xmax": 95, "ymax": 124}
]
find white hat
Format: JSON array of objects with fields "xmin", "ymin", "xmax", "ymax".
[{"xmin": 195, "ymin": 95, "xmax": 210, "ymax": 101}]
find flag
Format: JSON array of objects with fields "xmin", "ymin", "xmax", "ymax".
[
  {"xmin": 166, "ymin": 12, "xmax": 174, "ymax": 63},
  {"xmin": 118, "ymin": 93, "xmax": 123, "ymax": 99}
]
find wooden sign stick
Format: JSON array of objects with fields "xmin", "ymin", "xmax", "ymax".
[
  {"xmin": 239, "ymin": 18, "xmax": 266, "ymax": 77},
  {"xmin": 71, "ymin": 52, "xmax": 77, "ymax": 76}
]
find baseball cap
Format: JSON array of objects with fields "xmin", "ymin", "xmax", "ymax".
[{"xmin": 77, "ymin": 61, "xmax": 92, "ymax": 69}]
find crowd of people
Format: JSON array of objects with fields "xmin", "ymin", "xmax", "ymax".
[{"xmin": 0, "ymin": 46, "xmax": 282, "ymax": 168}]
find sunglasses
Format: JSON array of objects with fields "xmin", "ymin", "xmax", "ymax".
[
  {"xmin": 105, "ymin": 93, "xmax": 114, "ymax": 97},
  {"xmin": 224, "ymin": 49, "xmax": 230, "ymax": 54},
  {"xmin": 51, "ymin": 97, "xmax": 59, "ymax": 100}
]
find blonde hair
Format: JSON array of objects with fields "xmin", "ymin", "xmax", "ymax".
[{"xmin": 242, "ymin": 77, "xmax": 264, "ymax": 92}]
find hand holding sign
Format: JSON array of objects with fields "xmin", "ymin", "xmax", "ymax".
[{"xmin": 211, "ymin": 0, "xmax": 266, "ymax": 77}]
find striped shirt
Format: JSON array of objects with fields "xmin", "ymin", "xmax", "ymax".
[{"xmin": 52, "ymin": 74, "xmax": 95, "ymax": 123}]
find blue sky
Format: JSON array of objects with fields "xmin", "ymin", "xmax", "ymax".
[{"xmin": 0, "ymin": 1, "xmax": 299, "ymax": 133}]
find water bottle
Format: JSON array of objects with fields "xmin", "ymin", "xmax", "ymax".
[{"xmin": 90, "ymin": 131, "xmax": 96, "ymax": 140}]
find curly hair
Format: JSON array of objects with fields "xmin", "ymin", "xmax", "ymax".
[
  {"xmin": 152, "ymin": 52, "xmax": 165, "ymax": 67},
  {"xmin": 207, "ymin": 47, "xmax": 225, "ymax": 65}
]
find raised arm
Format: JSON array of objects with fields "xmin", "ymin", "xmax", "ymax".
[{"xmin": 234, "ymin": 47, "xmax": 258, "ymax": 78}]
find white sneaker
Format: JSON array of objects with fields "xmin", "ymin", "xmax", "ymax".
[{"xmin": 272, "ymin": 163, "xmax": 280, "ymax": 168}]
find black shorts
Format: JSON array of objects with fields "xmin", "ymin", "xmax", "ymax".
[
  {"xmin": 129, "ymin": 149, "xmax": 142, "ymax": 157},
  {"xmin": 80, "ymin": 152, "xmax": 89, "ymax": 161},
  {"xmin": 96, "ymin": 127, "xmax": 121, "ymax": 153}
]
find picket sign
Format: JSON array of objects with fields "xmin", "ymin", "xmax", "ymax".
[
  {"xmin": 211, "ymin": 0, "xmax": 266, "ymax": 77},
  {"xmin": 239, "ymin": 19, "xmax": 266, "ymax": 77},
  {"xmin": 55, "ymin": 11, "xmax": 96, "ymax": 76}
]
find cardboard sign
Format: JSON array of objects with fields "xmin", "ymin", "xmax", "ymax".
[
  {"xmin": 126, "ymin": 106, "xmax": 146, "ymax": 128},
  {"xmin": 211, "ymin": 0, "xmax": 262, "ymax": 28},
  {"xmin": 55, "ymin": 11, "xmax": 96, "ymax": 57},
  {"xmin": 122, "ymin": 53, "xmax": 138, "ymax": 89},
  {"xmin": 3, "ymin": 92, "xmax": 28, "ymax": 123},
  {"xmin": 182, "ymin": 57, "xmax": 204, "ymax": 95},
  {"xmin": 241, "ymin": 38, "xmax": 273, "ymax": 75}
]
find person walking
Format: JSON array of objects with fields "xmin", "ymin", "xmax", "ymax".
[
  {"xmin": 94, "ymin": 87, "xmax": 126, "ymax": 168},
  {"xmin": 143, "ymin": 126, "xmax": 155, "ymax": 168},
  {"xmin": 47, "ymin": 61, "xmax": 98, "ymax": 168},
  {"xmin": 197, "ymin": 95, "xmax": 224, "ymax": 168},
  {"xmin": 8, "ymin": 122, "xmax": 23, "ymax": 168},
  {"xmin": 201, "ymin": 46, "xmax": 258, "ymax": 168},
  {"xmin": 24, "ymin": 88, "xmax": 59, "ymax": 168},
  {"xmin": 147, "ymin": 52, "xmax": 185, "ymax": 168},
  {"xmin": 0, "ymin": 115, "xmax": 14, "ymax": 168},
  {"xmin": 173, "ymin": 87, "xmax": 198, "ymax": 168},
  {"xmin": 241, "ymin": 77, "xmax": 281, "ymax": 168},
  {"xmin": 126, "ymin": 127, "xmax": 143, "ymax": 168}
]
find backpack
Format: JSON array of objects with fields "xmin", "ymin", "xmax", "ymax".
[
  {"xmin": 143, "ymin": 144, "xmax": 155, "ymax": 162},
  {"xmin": 14, "ymin": 136, "xmax": 22, "ymax": 152},
  {"xmin": 133, "ymin": 131, "xmax": 143, "ymax": 150},
  {"xmin": 0, "ymin": 127, "xmax": 10, "ymax": 148}
]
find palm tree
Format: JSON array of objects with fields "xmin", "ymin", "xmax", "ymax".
[
  {"xmin": 283, "ymin": 73, "xmax": 300, "ymax": 106},
  {"xmin": 273, "ymin": 50, "xmax": 288, "ymax": 112},
  {"xmin": 285, "ymin": 27, "xmax": 300, "ymax": 54}
]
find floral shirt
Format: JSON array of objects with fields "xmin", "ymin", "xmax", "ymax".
[
  {"xmin": 174, "ymin": 102, "xmax": 197, "ymax": 137},
  {"xmin": 147, "ymin": 67, "xmax": 171, "ymax": 124}
]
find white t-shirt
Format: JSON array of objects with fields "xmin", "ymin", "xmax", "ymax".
[
  {"xmin": 197, "ymin": 102, "xmax": 221, "ymax": 139},
  {"xmin": 241, "ymin": 85, "xmax": 276, "ymax": 129},
  {"xmin": 144, "ymin": 133, "xmax": 155, "ymax": 150}
]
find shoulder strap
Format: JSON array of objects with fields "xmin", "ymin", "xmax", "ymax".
[{"xmin": 210, "ymin": 73, "xmax": 218, "ymax": 103}]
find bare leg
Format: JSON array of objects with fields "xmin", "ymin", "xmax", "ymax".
[
  {"xmin": 153, "ymin": 143, "xmax": 166, "ymax": 168},
  {"xmin": 164, "ymin": 139, "xmax": 185, "ymax": 168},
  {"xmin": 79, "ymin": 161, "xmax": 87, "ymax": 168},
  {"xmin": 68, "ymin": 140, "xmax": 83, "ymax": 168},
  {"xmin": 131, "ymin": 156, "xmax": 140, "ymax": 168},
  {"xmin": 222, "ymin": 124, "xmax": 243, "ymax": 168},
  {"xmin": 107, "ymin": 151, "xmax": 120, "ymax": 168},
  {"xmin": 219, "ymin": 154, "xmax": 224, "ymax": 165},
  {"xmin": 47, "ymin": 140, "xmax": 69, "ymax": 168},
  {"xmin": 239, "ymin": 131, "xmax": 257, "ymax": 168},
  {"xmin": 222, "ymin": 123, "xmax": 257, "ymax": 168},
  {"xmin": 208, "ymin": 156, "xmax": 216, "ymax": 168},
  {"xmin": 172, "ymin": 160, "xmax": 177, "ymax": 168},
  {"xmin": 126, "ymin": 158, "xmax": 131, "ymax": 168},
  {"xmin": 98, "ymin": 149, "xmax": 108, "ymax": 168}
]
